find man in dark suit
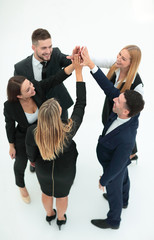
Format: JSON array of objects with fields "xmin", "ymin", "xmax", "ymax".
[
  {"xmin": 14, "ymin": 28, "xmax": 73, "ymax": 120},
  {"xmin": 81, "ymin": 47, "xmax": 145, "ymax": 229},
  {"xmin": 14, "ymin": 28, "xmax": 73, "ymax": 172}
]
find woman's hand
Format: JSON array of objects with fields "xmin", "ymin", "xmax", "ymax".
[
  {"xmin": 81, "ymin": 47, "xmax": 95, "ymax": 69},
  {"xmin": 73, "ymin": 54, "xmax": 83, "ymax": 82},
  {"xmin": 9, "ymin": 143, "xmax": 16, "ymax": 159},
  {"xmin": 99, "ymin": 176, "xmax": 105, "ymax": 192}
]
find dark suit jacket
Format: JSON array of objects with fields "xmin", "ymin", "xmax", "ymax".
[
  {"xmin": 14, "ymin": 47, "xmax": 73, "ymax": 110},
  {"xmin": 91, "ymin": 68, "xmax": 139, "ymax": 186},
  {"xmin": 25, "ymin": 82, "xmax": 86, "ymax": 197},
  {"xmin": 4, "ymin": 69, "xmax": 70, "ymax": 145}
]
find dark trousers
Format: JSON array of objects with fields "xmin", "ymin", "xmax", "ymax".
[
  {"xmin": 14, "ymin": 143, "xmax": 28, "ymax": 188},
  {"xmin": 106, "ymin": 168, "xmax": 130, "ymax": 226}
]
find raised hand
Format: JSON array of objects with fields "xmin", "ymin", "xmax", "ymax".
[
  {"xmin": 66, "ymin": 46, "xmax": 81, "ymax": 60},
  {"xmin": 80, "ymin": 47, "xmax": 94, "ymax": 69},
  {"xmin": 73, "ymin": 54, "xmax": 83, "ymax": 82},
  {"xmin": 73, "ymin": 54, "xmax": 83, "ymax": 70}
]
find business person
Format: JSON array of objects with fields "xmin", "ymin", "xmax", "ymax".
[
  {"xmin": 14, "ymin": 28, "xmax": 74, "ymax": 172},
  {"xmin": 94, "ymin": 45, "xmax": 144, "ymax": 161},
  {"xmin": 25, "ymin": 55, "xmax": 86, "ymax": 230},
  {"xmin": 14, "ymin": 28, "xmax": 73, "ymax": 119},
  {"xmin": 3, "ymin": 63, "xmax": 74, "ymax": 204},
  {"xmin": 81, "ymin": 47, "xmax": 144, "ymax": 229}
]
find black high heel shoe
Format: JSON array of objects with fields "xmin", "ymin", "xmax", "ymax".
[
  {"xmin": 57, "ymin": 214, "xmax": 67, "ymax": 230},
  {"xmin": 46, "ymin": 209, "xmax": 57, "ymax": 225}
]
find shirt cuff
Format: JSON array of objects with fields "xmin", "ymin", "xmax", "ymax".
[{"xmin": 91, "ymin": 65, "xmax": 98, "ymax": 74}]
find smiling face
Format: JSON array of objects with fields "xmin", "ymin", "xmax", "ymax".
[
  {"xmin": 17, "ymin": 79, "xmax": 36, "ymax": 100},
  {"xmin": 112, "ymin": 93, "xmax": 129, "ymax": 118},
  {"xmin": 115, "ymin": 49, "xmax": 131, "ymax": 71},
  {"xmin": 32, "ymin": 38, "xmax": 53, "ymax": 62}
]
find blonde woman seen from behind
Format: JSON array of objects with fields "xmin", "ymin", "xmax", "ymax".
[{"xmin": 25, "ymin": 54, "xmax": 86, "ymax": 230}]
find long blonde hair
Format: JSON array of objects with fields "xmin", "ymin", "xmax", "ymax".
[
  {"xmin": 34, "ymin": 98, "xmax": 73, "ymax": 160},
  {"xmin": 107, "ymin": 45, "xmax": 141, "ymax": 92}
]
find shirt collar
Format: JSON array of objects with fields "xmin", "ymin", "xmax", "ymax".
[
  {"xmin": 32, "ymin": 54, "xmax": 41, "ymax": 66},
  {"xmin": 117, "ymin": 116, "xmax": 131, "ymax": 123}
]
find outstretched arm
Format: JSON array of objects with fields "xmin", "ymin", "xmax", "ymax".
[
  {"xmin": 69, "ymin": 55, "xmax": 86, "ymax": 137},
  {"xmin": 81, "ymin": 47, "xmax": 95, "ymax": 69},
  {"xmin": 81, "ymin": 47, "xmax": 120, "ymax": 100},
  {"xmin": 64, "ymin": 62, "xmax": 74, "ymax": 75}
]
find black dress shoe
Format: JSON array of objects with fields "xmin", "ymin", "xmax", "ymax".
[
  {"xmin": 103, "ymin": 193, "xmax": 128, "ymax": 209},
  {"xmin": 57, "ymin": 214, "xmax": 67, "ymax": 230},
  {"xmin": 46, "ymin": 209, "xmax": 57, "ymax": 225},
  {"xmin": 30, "ymin": 165, "xmax": 35, "ymax": 172},
  {"xmin": 91, "ymin": 219, "xmax": 119, "ymax": 229}
]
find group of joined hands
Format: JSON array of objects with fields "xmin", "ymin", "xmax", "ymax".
[
  {"xmin": 68, "ymin": 47, "xmax": 105, "ymax": 192},
  {"xmin": 67, "ymin": 46, "xmax": 94, "ymax": 69}
]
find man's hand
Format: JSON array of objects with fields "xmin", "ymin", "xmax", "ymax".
[
  {"xmin": 99, "ymin": 176, "xmax": 105, "ymax": 192},
  {"xmin": 67, "ymin": 46, "xmax": 81, "ymax": 60}
]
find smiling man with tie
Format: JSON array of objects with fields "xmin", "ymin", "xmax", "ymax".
[
  {"xmin": 14, "ymin": 28, "xmax": 73, "ymax": 121},
  {"xmin": 81, "ymin": 47, "xmax": 145, "ymax": 230}
]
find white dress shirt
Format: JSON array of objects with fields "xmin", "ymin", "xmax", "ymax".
[
  {"xmin": 32, "ymin": 55, "xmax": 43, "ymax": 81},
  {"xmin": 92, "ymin": 58, "xmax": 144, "ymax": 96}
]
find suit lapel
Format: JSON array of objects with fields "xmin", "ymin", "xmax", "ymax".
[
  {"xmin": 15, "ymin": 101, "xmax": 30, "ymax": 126},
  {"xmin": 100, "ymin": 116, "xmax": 134, "ymax": 144},
  {"xmin": 25, "ymin": 55, "xmax": 34, "ymax": 79},
  {"xmin": 102, "ymin": 112, "xmax": 117, "ymax": 136}
]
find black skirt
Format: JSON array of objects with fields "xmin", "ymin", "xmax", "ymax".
[{"xmin": 35, "ymin": 141, "xmax": 78, "ymax": 198}]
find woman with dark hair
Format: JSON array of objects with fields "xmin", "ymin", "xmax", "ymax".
[
  {"xmin": 25, "ymin": 55, "xmax": 86, "ymax": 230},
  {"xmin": 3, "ymin": 63, "xmax": 74, "ymax": 204}
]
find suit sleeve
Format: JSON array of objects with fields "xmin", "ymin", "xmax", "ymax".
[
  {"xmin": 3, "ymin": 102, "xmax": 16, "ymax": 143},
  {"xmin": 69, "ymin": 82, "xmax": 86, "ymax": 137},
  {"xmin": 25, "ymin": 125, "xmax": 40, "ymax": 162},
  {"xmin": 56, "ymin": 48, "xmax": 72, "ymax": 67},
  {"xmin": 14, "ymin": 62, "xmax": 26, "ymax": 76},
  {"xmin": 91, "ymin": 68, "xmax": 120, "ymax": 101},
  {"xmin": 39, "ymin": 69, "xmax": 72, "ymax": 95},
  {"xmin": 100, "ymin": 142, "xmax": 133, "ymax": 186},
  {"xmin": 60, "ymin": 53, "xmax": 72, "ymax": 67}
]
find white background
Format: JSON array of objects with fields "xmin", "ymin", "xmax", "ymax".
[{"xmin": 0, "ymin": 0, "xmax": 154, "ymax": 239}]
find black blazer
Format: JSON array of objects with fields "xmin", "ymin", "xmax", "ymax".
[
  {"xmin": 14, "ymin": 47, "xmax": 73, "ymax": 110},
  {"xmin": 4, "ymin": 69, "xmax": 70, "ymax": 145},
  {"xmin": 25, "ymin": 82, "xmax": 86, "ymax": 197}
]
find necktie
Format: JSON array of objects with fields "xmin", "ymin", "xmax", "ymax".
[{"xmin": 40, "ymin": 61, "xmax": 48, "ymax": 79}]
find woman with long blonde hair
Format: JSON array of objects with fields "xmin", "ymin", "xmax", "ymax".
[
  {"xmin": 95, "ymin": 45, "xmax": 144, "ymax": 160},
  {"xmin": 26, "ymin": 55, "xmax": 86, "ymax": 230}
]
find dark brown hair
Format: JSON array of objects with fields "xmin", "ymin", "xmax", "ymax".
[
  {"xmin": 32, "ymin": 28, "xmax": 51, "ymax": 45},
  {"xmin": 7, "ymin": 76, "xmax": 26, "ymax": 102},
  {"xmin": 124, "ymin": 90, "xmax": 145, "ymax": 117}
]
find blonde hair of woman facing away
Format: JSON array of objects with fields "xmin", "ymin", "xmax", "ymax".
[
  {"xmin": 35, "ymin": 98, "xmax": 72, "ymax": 160},
  {"xmin": 107, "ymin": 45, "xmax": 141, "ymax": 92},
  {"xmin": 26, "ymin": 53, "xmax": 86, "ymax": 229}
]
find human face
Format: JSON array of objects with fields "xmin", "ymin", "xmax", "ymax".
[
  {"xmin": 32, "ymin": 38, "xmax": 53, "ymax": 62},
  {"xmin": 115, "ymin": 49, "xmax": 131, "ymax": 71},
  {"xmin": 17, "ymin": 79, "xmax": 36, "ymax": 100},
  {"xmin": 112, "ymin": 93, "xmax": 129, "ymax": 118}
]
